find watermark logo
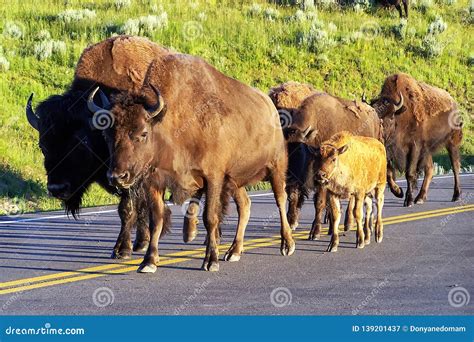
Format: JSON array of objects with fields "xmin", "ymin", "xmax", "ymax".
[
  {"xmin": 277, "ymin": 109, "xmax": 293, "ymax": 129},
  {"xmin": 92, "ymin": 287, "xmax": 115, "ymax": 308},
  {"xmin": 448, "ymin": 286, "xmax": 470, "ymax": 308},
  {"xmin": 91, "ymin": 110, "xmax": 115, "ymax": 130},
  {"xmin": 270, "ymin": 287, "xmax": 292, "ymax": 308},
  {"xmin": 182, "ymin": 21, "xmax": 203, "ymax": 40}
]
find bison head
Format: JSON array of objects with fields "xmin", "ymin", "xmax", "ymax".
[
  {"xmin": 26, "ymin": 92, "xmax": 110, "ymax": 216},
  {"xmin": 310, "ymin": 143, "xmax": 348, "ymax": 185},
  {"xmin": 371, "ymin": 91, "xmax": 406, "ymax": 143},
  {"xmin": 88, "ymin": 85, "xmax": 166, "ymax": 189}
]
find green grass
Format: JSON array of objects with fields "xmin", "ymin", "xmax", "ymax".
[{"xmin": 0, "ymin": 0, "xmax": 472, "ymax": 214}]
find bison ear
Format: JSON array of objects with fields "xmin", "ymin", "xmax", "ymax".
[{"xmin": 338, "ymin": 145, "xmax": 348, "ymax": 155}]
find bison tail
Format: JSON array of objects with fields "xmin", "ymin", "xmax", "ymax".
[
  {"xmin": 159, "ymin": 205, "xmax": 172, "ymax": 238},
  {"xmin": 388, "ymin": 182, "xmax": 404, "ymax": 198}
]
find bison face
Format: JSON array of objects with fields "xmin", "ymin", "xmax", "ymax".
[
  {"xmin": 311, "ymin": 144, "xmax": 348, "ymax": 185},
  {"xmin": 372, "ymin": 91, "xmax": 406, "ymax": 143},
  {"xmin": 88, "ymin": 86, "xmax": 166, "ymax": 189},
  {"xmin": 284, "ymin": 125, "xmax": 317, "ymax": 144},
  {"xmin": 26, "ymin": 93, "xmax": 107, "ymax": 215}
]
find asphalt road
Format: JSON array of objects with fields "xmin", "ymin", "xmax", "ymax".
[{"xmin": 0, "ymin": 174, "xmax": 472, "ymax": 315}]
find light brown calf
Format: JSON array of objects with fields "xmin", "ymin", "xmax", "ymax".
[{"xmin": 311, "ymin": 132, "xmax": 387, "ymax": 252}]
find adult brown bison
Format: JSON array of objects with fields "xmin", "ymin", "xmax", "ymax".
[
  {"xmin": 370, "ymin": 73, "xmax": 463, "ymax": 207},
  {"xmin": 90, "ymin": 54, "xmax": 296, "ymax": 273},
  {"xmin": 268, "ymin": 81, "xmax": 319, "ymax": 230},
  {"xmin": 380, "ymin": 0, "xmax": 409, "ymax": 18},
  {"xmin": 26, "ymin": 36, "xmax": 172, "ymax": 258},
  {"xmin": 285, "ymin": 92, "xmax": 392, "ymax": 240}
]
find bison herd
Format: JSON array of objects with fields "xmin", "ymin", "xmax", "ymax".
[{"xmin": 25, "ymin": 35, "xmax": 463, "ymax": 273}]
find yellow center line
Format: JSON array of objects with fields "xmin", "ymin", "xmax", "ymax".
[{"xmin": 0, "ymin": 204, "xmax": 472, "ymax": 295}]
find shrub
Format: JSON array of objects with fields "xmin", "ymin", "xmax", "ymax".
[
  {"xmin": 248, "ymin": 3, "xmax": 262, "ymax": 17},
  {"xmin": 121, "ymin": 19, "xmax": 140, "ymax": 35},
  {"xmin": 114, "ymin": 0, "xmax": 132, "ymax": 10},
  {"xmin": 419, "ymin": 34, "xmax": 443, "ymax": 58},
  {"xmin": 467, "ymin": 54, "xmax": 474, "ymax": 67},
  {"xmin": 263, "ymin": 8, "xmax": 280, "ymax": 21},
  {"xmin": 120, "ymin": 13, "xmax": 168, "ymax": 35},
  {"xmin": 315, "ymin": 0, "xmax": 338, "ymax": 9},
  {"xmin": 297, "ymin": 22, "xmax": 335, "ymax": 54},
  {"xmin": 0, "ymin": 55, "xmax": 10, "ymax": 71},
  {"xmin": 57, "ymin": 9, "xmax": 96, "ymax": 23},
  {"xmin": 415, "ymin": 0, "xmax": 433, "ymax": 13},
  {"xmin": 3, "ymin": 22, "xmax": 23, "ymax": 39},
  {"xmin": 392, "ymin": 18, "xmax": 408, "ymax": 40},
  {"xmin": 33, "ymin": 40, "xmax": 67, "ymax": 60},
  {"xmin": 428, "ymin": 16, "xmax": 447, "ymax": 35},
  {"xmin": 35, "ymin": 29, "xmax": 51, "ymax": 41}
]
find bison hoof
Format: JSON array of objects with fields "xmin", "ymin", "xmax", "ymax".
[
  {"xmin": 404, "ymin": 198, "xmax": 414, "ymax": 207},
  {"xmin": 202, "ymin": 261, "xmax": 219, "ymax": 272},
  {"xmin": 224, "ymin": 248, "xmax": 242, "ymax": 262},
  {"xmin": 357, "ymin": 241, "xmax": 365, "ymax": 249},
  {"xmin": 280, "ymin": 239, "xmax": 296, "ymax": 256},
  {"xmin": 414, "ymin": 195, "xmax": 425, "ymax": 205},
  {"xmin": 290, "ymin": 222, "xmax": 298, "ymax": 231},
  {"xmin": 133, "ymin": 241, "xmax": 149, "ymax": 253},
  {"xmin": 137, "ymin": 263, "xmax": 157, "ymax": 273},
  {"xmin": 308, "ymin": 232, "xmax": 320, "ymax": 240},
  {"xmin": 111, "ymin": 249, "xmax": 132, "ymax": 260},
  {"xmin": 364, "ymin": 238, "xmax": 371, "ymax": 245},
  {"xmin": 452, "ymin": 193, "xmax": 461, "ymax": 202},
  {"xmin": 326, "ymin": 243, "xmax": 338, "ymax": 252},
  {"xmin": 376, "ymin": 235, "xmax": 383, "ymax": 243}
]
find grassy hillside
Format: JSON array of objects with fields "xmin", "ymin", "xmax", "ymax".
[{"xmin": 0, "ymin": 0, "xmax": 472, "ymax": 215}]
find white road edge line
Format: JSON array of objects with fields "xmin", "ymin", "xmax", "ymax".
[{"xmin": 1, "ymin": 173, "xmax": 472, "ymax": 225}]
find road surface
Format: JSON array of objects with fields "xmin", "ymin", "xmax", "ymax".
[{"xmin": 0, "ymin": 174, "xmax": 472, "ymax": 315}]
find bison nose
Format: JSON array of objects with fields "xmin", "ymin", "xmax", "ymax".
[
  {"xmin": 108, "ymin": 170, "xmax": 130, "ymax": 187},
  {"xmin": 47, "ymin": 183, "xmax": 70, "ymax": 199}
]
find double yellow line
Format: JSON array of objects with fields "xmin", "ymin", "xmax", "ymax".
[{"xmin": 0, "ymin": 204, "xmax": 473, "ymax": 295}]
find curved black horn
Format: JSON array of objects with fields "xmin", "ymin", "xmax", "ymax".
[
  {"xmin": 87, "ymin": 87, "xmax": 106, "ymax": 114},
  {"xmin": 145, "ymin": 84, "xmax": 165, "ymax": 118},
  {"xmin": 393, "ymin": 91, "xmax": 404, "ymax": 112},
  {"xmin": 361, "ymin": 92, "xmax": 368, "ymax": 104},
  {"xmin": 26, "ymin": 93, "xmax": 39, "ymax": 131}
]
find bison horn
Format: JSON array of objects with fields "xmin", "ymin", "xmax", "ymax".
[
  {"xmin": 87, "ymin": 86, "xmax": 110, "ymax": 114},
  {"xmin": 361, "ymin": 92, "xmax": 368, "ymax": 104},
  {"xmin": 145, "ymin": 84, "xmax": 165, "ymax": 119},
  {"xmin": 26, "ymin": 93, "xmax": 39, "ymax": 131},
  {"xmin": 393, "ymin": 91, "xmax": 404, "ymax": 112}
]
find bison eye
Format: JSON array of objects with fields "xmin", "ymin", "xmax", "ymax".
[{"xmin": 137, "ymin": 131, "xmax": 148, "ymax": 142}]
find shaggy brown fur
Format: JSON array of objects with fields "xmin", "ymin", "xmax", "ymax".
[
  {"xmin": 314, "ymin": 131, "xmax": 387, "ymax": 251},
  {"xmin": 268, "ymin": 81, "xmax": 318, "ymax": 112},
  {"xmin": 373, "ymin": 73, "xmax": 462, "ymax": 206},
  {"xmin": 96, "ymin": 53, "xmax": 296, "ymax": 273},
  {"xmin": 73, "ymin": 35, "xmax": 170, "ymax": 92}
]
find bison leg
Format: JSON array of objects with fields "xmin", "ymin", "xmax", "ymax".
[
  {"xmin": 137, "ymin": 186, "xmax": 166, "ymax": 273},
  {"xmin": 363, "ymin": 196, "xmax": 373, "ymax": 245},
  {"xmin": 112, "ymin": 190, "xmax": 136, "ymax": 260},
  {"xmin": 403, "ymin": 0, "xmax": 409, "ymax": 17},
  {"xmin": 309, "ymin": 186, "xmax": 326, "ymax": 240},
  {"xmin": 353, "ymin": 193, "xmax": 365, "ymax": 249},
  {"xmin": 224, "ymin": 187, "xmax": 251, "ymax": 262},
  {"xmin": 447, "ymin": 141, "xmax": 462, "ymax": 202},
  {"xmin": 327, "ymin": 195, "xmax": 341, "ymax": 252},
  {"xmin": 183, "ymin": 189, "xmax": 204, "ymax": 243},
  {"xmin": 287, "ymin": 185, "xmax": 302, "ymax": 230},
  {"xmin": 374, "ymin": 186, "xmax": 385, "ymax": 243},
  {"xmin": 387, "ymin": 163, "xmax": 404, "ymax": 198},
  {"xmin": 415, "ymin": 154, "xmax": 434, "ymax": 204},
  {"xmin": 133, "ymin": 194, "xmax": 150, "ymax": 252},
  {"xmin": 269, "ymin": 161, "xmax": 296, "ymax": 257},
  {"xmin": 344, "ymin": 195, "xmax": 355, "ymax": 232},
  {"xmin": 395, "ymin": 4, "xmax": 403, "ymax": 18},
  {"xmin": 202, "ymin": 177, "xmax": 223, "ymax": 272},
  {"xmin": 404, "ymin": 145, "xmax": 420, "ymax": 207}
]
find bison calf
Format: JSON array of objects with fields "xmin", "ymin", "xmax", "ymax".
[{"xmin": 312, "ymin": 132, "xmax": 387, "ymax": 252}]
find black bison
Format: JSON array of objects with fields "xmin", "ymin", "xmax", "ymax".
[
  {"xmin": 284, "ymin": 92, "xmax": 391, "ymax": 240},
  {"xmin": 268, "ymin": 81, "xmax": 318, "ymax": 230},
  {"xmin": 26, "ymin": 36, "xmax": 172, "ymax": 258},
  {"xmin": 381, "ymin": 0, "xmax": 409, "ymax": 18},
  {"xmin": 90, "ymin": 53, "xmax": 296, "ymax": 273},
  {"xmin": 370, "ymin": 73, "xmax": 463, "ymax": 207},
  {"xmin": 313, "ymin": 131, "xmax": 387, "ymax": 251}
]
